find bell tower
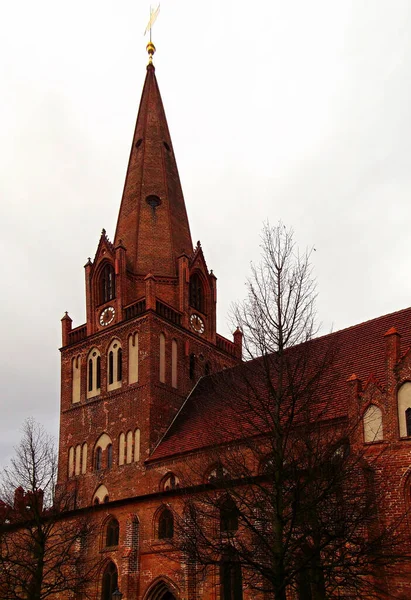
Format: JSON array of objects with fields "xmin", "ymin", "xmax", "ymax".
[{"xmin": 57, "ymin": 46, "xmax": 242, "ymax": 507}]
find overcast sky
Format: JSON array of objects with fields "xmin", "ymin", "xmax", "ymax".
[{"xmin": 1, "ymin": 0, "xmax": 411, "ymax": 463}]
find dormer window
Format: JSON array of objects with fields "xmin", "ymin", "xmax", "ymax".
[
  {"xmin": 189, "ymin": 273, "xmax": 204, "ymax": 313},
  {"xmin": 100, "ymin": 263, "xmax": 115, "ymax": 305}
]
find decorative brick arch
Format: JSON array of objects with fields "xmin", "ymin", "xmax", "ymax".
[{"xmin": 143, "ymin": 577, "xmax": 179, "ymax": 600}]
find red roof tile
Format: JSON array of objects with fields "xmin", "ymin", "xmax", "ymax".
[{"xmin": 150, "ymin": 306, "xmax": 411, "ymax": 461}]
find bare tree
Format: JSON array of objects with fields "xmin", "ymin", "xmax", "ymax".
[
  {"xmin": 170, "ymin": 223, "xmax": 408, "ymax": 600},
  {"xmin": 0, "ymin": 418, "xmax": 99, "ymax": 600}
]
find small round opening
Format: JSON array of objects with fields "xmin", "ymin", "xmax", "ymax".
[
  {"xmin": 135, "ymin": 138, "xmax": 143, "ymax": 149},
  {"xmin": 163, "ymin": 141, "xmax": 171, "ymax": 151},
  {"xmin": 146, "ymin": 195, "xmax": 161, "ymax": 209}
]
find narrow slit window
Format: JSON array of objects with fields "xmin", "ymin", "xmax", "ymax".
[
  {"xmin": 96, "ymin": 356, "xmax": 101, "ymax": 389},
  {"xmin": 406, "ymin": 408, "xmax": 411, "ymax": 437},
  {"xmin": 117, "ymin": 348, "xmax": 122, "ymax": 381},
  {"xmin": 88, "ymin": 360, "xmax": 93, "ymax": 392},
  {"xmin": 108, "ymin": 351, "xmax": 114, "ymax": 385},
  {"xmin": 107, "ymin": 444, "xmax": 113, "ymax": 468}
]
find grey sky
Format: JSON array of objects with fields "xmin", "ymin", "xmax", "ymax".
[{"xmin": 1, "ymin": 0, "xmax": 410, "ymax": 462}]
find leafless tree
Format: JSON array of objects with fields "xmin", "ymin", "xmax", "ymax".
[
  {"xmin": 170, "ymin": 223, "xmax": 408, "ymax": 600},
  {"xmin": 0, "ymin": 418, "xmax": 100, "ymax": 600}
]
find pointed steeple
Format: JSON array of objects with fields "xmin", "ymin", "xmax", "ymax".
[{"xmin": 114, "ymin": 61, "xmax": 193, "ymax": 277}]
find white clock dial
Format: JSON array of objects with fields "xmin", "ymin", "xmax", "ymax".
[
  {"xmin": 190, "ymin": 313, "xmax": 205, "ymax": 334},
  {"xmin": 99, "ymin": 306, "xmax": 115, "ymax": 326}
]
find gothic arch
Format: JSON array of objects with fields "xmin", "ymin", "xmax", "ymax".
[
  {"xmin": 93, "ymin": 484, "xmax": 109, "ymax": 505},
  {"xmin": 106, "ymin": 338, "xmax": 123, "ymax": 391},
  {"xmin": 189, "ymin": 270, "xmax": 208, "ymax": 314},
  {"xmin": 397, "ymin": 381, "xmax": 411, "ymax": 437},
  {"xmin": 99, "ymin": 559, "xmax": 118, "ymax": 600},
  {"xmin": 143, "ymin": 577, "xmax": 180, "ymax": 600},
  {"xmin": 95, "ymin": 260, "xmax": 116, "ymax": 306},
  {"xmin": 363, "ymin": 403, "xmax": 383, "ymax": 442}
]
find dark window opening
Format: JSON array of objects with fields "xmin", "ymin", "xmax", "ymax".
[
  {"xmin": 189, "ymin": 353, "xmax": 195, "ymax": 380},
  {"xmin": 88, "ymin": 359, "xmax": 93, "ymax": 392},
  {"xmin": 101, "ymin": 561, "xmax": 118, "ymax": 600},
  {"xmin": 108, "ymin": 351, "xmax": 114, "ymax": 385},
  {"xmin": 94, "ymin": 498, "xmax": 100, "ymax": 505},
  {"xmin": 95, "ymin": 447, "xmax": 102, "ymax": 471},
  {"xmin": 96, "ymin": 356, "xmax": 101, "ymax": 389},
  {"xmin": 105, "ymin": 518, "xmax": 119, "ymax": 547},
  {"xmin": 220, "ymin": 498, "xmax": 239, "ymax": 533},
  {"xmin": 208, "ymin": 463, "xmax": 229, "ymax": 484},
  {"xmin": 117, "ymin": 348, "xmax": 122, "ymax": 381},
  {"xmin": 158, "ymin": 508, "xmax": 174, "ymax": 539},
  {"xmin": 103, "ymin": 495, "xmax": 109, "ymax": 504},
  {"xmin": 107, "ymin": 444, "xmax": 113, "ymax": 468},
  {"xmin": 205, "ymin": 361, "xmax": 211, "ymax": 376},
  {"xmin": 100, "ymin": 263, "xmax": 115, "ymax": 305},
  {"xmin": 221, "ymin": 552, "xmax": 243, "ymax": 600},
  {"xmin": 406, "ymin": 408, "xmax": 411, "ymax": 437},
  {"xmin": 164, "ymin": 473, "xmax": 179, "ymax": 491},
  {"xmin": 189, "ymin": 273, "xmax": 204, "ymax": 313}
]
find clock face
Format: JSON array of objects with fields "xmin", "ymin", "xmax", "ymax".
[
  {"xmin": 190, "ymin": 313, "xmax": 205, "ymax": 334},
  {"xmin": 99, "ymin": 306, "xmax": 115, "ymax": 326}
]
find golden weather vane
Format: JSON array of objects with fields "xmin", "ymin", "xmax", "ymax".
[{"xmin": 144, "ymin": 4, "xmax": 160, "ymax": 64}]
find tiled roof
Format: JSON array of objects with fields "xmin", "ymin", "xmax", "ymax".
[{"xmin": 151, "ymin": 306, "xmax": 411, "ymax": 461}]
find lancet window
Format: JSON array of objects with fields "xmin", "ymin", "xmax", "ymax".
[{"xmin": 99, "ymin": 263, "xmax": 115, "ymax": 305}]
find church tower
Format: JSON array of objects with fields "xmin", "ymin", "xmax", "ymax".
[{"xmin": 57, "ymin": 47, "xmax": 242, "ymax": 507}]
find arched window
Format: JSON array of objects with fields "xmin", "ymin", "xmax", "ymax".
[
  {"xmin": 101, "ymin": 561, "xmax": 118, "ymax": 600},
  {"xmin": 407, "ymin": 408, "xmax": 411, "ymax": 437},
  {"xmin": 220, "ymin": 497, "xmax": 239, "ymax": 533},
  {"xmin": 126, "ymin": 430, "xmax": 133, "ymax": 464},
  {"xmin": 158, "ymin": 508, "xmax": 174, "ymax": 539},
  {"xmin": 221, "ymin": 549, "xmax": 243, "ymax": 600},
  {"xmin": 68, "ymin": 446, "xmax": 74, "ymax": 478},
  {"xmin": 99, "ymin": 263, "xmax": 116, "ymax": 305},
  {"xmin": 97, "ymin": 356, "xmax": 101, "ymax": 389},
  {"xmin": 159, "ymin": 333, "xmax": 166, "ymax": 383},
  {"xmin": 189, "ymin": 353, "xmax": 195, "ymax": 380},
  {"xmin": 117, "ymin": 348, "xmax": 122, "ymax": 381},
  {"xmin": 107, "ymin": 340, "xmax": 122, "ymax": 391},
  {"xmin": 93, "ymin": 484, "xmax": 109, "ymax": 505},
  {"xmin": 88, "ymin": 359, "xmax": 93, "ymax": 392},
  {"xmin": 87, "ymin": 349, "xmax": 101, "ymax": 399},
  {"xmin": 189, "ymin": 273, "xmax": 204, "ymax": 312},
  {"xmin": 75, "ymin": 444, "xmax": 81, "ymax": 476},
  {"xmin": 363, "ymin": 405, "xmax": 383, "ymax": 442},
  {"xmin": 72, "ymin": 355, "xmax": 81, "ymax": 403},
  {"xmin": 118, "ymin": 433, "xmax": 125, "ymax": 466},
  {"xmin": 162, "ymin": 473, "xmax": 180, "ymax": 491},
  {"xmin": 134, "ymin": 429, "xmax": 140, "ymax": 462},
  {"xmin": 94, "ymin": 433, "xmax": 113, "ymax": 470},
  {"xmin": 171, "ymin": 339, "xmax": 178, "ymax": 388},
  {"xmin": 105, "ymin": 517, "xmax": 119, "ymax": 547},
  {"xmin": 108, "ymin": 352, "xmax": 114, "ymax": 385},
  {"xmin": 81, "ymin": 442, "xmax": 88, "ymax": 474},
  {"xmin": 128, "ymin": 333, "xmax": 139, "ymax": 384},
  {"xmin": 95, "ymin": 447, "xmax": 102, "ymax": 471},
  {"xmin": 107, "ymin": 444, "xmax": 113, "ymax": 468},
  {"xmin": 207, "ymin": 463, "xmax": 230, "ymax": 484},
  {"xmin": 398, "ymin": 382, "xmax": 411, "ymax": 437}
]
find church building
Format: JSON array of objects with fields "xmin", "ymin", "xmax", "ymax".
[{"xmin": 25, "ymin": 41, "xmax": 411, "ymax": 600}]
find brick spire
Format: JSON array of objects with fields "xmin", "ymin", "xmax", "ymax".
[{"xmin": 114, "ymin": 62, "xmax": 193, "ymax": 277}]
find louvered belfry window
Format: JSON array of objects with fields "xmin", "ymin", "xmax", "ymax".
[{"xmin": 100, "ymin": 263, "xmax": 115, "ymax": 304}]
